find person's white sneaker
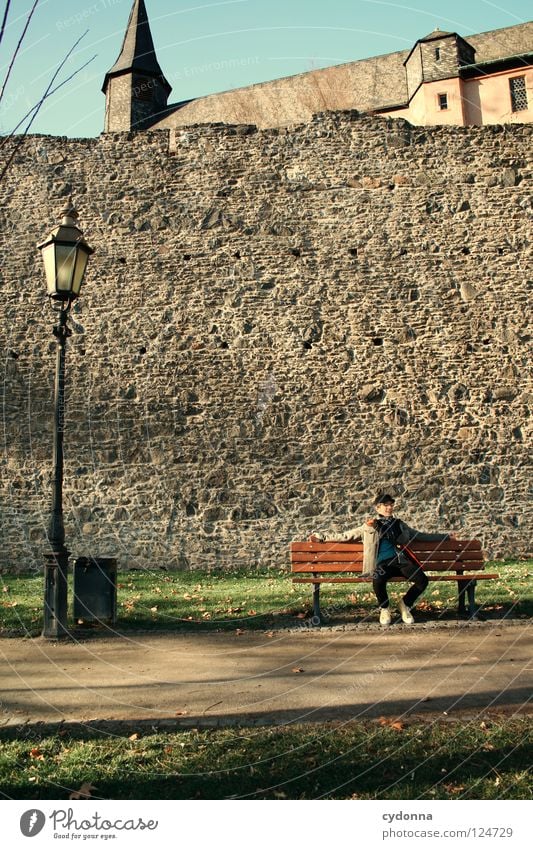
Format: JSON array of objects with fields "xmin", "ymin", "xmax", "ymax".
[
  {"xmin": 399, "ymin": 599, "xmax": 414, "ymax": 624},
  {"xmin": 379, "ymin": 607, "xmax": 392, "ymax": 626}
]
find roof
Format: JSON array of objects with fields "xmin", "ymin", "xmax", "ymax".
[
  {"xmin": 419, "ymin": 29, "xmax": 454, "ymax": 41},
  {"xmin": 102, "ymin": 0, "xmax": 171, "ymax": 94}
]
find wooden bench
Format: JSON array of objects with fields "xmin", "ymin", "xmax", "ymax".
[{"xmin": 290, "ymin": 539, "xmax": 498, "ymax": 623}]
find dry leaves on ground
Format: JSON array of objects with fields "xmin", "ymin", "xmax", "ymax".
[{"xmin": 69, "ymin": 782, "xmax": 96, "ymax": 800}]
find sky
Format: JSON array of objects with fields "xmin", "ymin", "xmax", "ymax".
[{"xmin": 0, "ymin": 0, "xmax": 531, "ymax": 137}]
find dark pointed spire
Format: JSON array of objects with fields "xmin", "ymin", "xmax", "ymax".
[{"xmin": 102, "ymin": 0, "xmax": 170, "ymax": 95}]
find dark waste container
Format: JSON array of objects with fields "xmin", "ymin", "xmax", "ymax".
[{"xmin": 73, "ymin": 557, "xmax": 117, "ymax": 625}]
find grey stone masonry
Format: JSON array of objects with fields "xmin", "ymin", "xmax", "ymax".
[{"xmin": 0, "ymin": 112, "xmax": 531, "ymax": 573}]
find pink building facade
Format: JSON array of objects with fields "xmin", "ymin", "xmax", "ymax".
[{"xmin": 381, "ymin": 30, "xmax": 532, "ymax": 126}]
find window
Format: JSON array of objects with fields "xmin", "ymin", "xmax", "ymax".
[
  {"xmin": 510, "ymin": 76, "xmax": 528, "ymax": 112},
  {"xmin": 435, "ymin": 47, "xmax": 441, "ymax": 61},
  {"xmin": 438, "ymin": 92, "xmax": 448, "ymax": 110}
]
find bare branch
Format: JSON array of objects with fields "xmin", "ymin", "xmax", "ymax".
[
  {"xmin": 2, "ymin": 52, "xmax": 96, "ymax": 142},
  {"xmin": 0, "ymin": 0, "xmax": 12, "ymax": 50},
  {"xmin": 0, "ymin": 30, "xmax": 94, "ymax": 182},
  {"xmin": 0, "ymin": 0, "xmax": 40, "ymax": 106}
]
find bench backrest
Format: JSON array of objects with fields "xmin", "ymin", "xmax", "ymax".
[{"xmin": 290, "ymin": 539, "xmax": 484, "ymax": 573}]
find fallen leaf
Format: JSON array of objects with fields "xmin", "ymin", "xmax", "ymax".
[
  {"xmin": 128, "ymin": 733, "xmax": 140, "ymax": 741},
  {"xmin": 443, "ymin": 783, "xmax": 466, "ymax": 795},
  {"xmin": 69, "ymin": 782, "xmax": 96, "ymax": 800},
  {"xmin": 29, "ymin": 747, "xmax": 44, "ymax": 760},
  {"xmin": 378, "ymin": 717, "xmax": 404, "ymax": 730}
]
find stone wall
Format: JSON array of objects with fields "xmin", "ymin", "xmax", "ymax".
[{"xmin": 0, "ymin": 112, "xmax": 531, "ymax": 572}]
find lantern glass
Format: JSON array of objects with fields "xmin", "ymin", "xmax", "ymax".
[
  {"xmin": 72, "ymin": 245, "xmax": 90, "ymax": 296},
  {"xmin": 40, "ymin": 242, "xmax": 58, "ymax": 297},
  {"xmin": 55, "ymin": 244, "xmax": 77, "ymax": 294}
]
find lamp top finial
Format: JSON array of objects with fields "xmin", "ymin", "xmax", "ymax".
[{"xmin": 61, "ymin": 198, "xmax": 78, "ymax": 226}]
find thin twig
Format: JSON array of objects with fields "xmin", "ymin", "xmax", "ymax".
[
  {"xmin": 1, "ymin": 52, "xmax": 96, "ymax": 142},
  {"xmin": 0, "ymin": 30, "xmax": 93, "ymax": 182},
  {"xmin": 0, "ymin": 0, "xmax": 12, "ymax": 50},
  {"xmin": 0, "ymin": 0, "xmax": 40, "ymax": 106}
]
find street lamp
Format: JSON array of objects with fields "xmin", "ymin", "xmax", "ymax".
[{"xmin": 38, "ymin": 205, "xmax": 94, "ymax": 638}]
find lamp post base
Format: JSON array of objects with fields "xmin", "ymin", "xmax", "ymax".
[{"xmin": 43, "ymin": 550, "xmax": 70, "ymax": 639}]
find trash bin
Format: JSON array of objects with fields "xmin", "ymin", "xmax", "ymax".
[{"xmin": 73, "ymin": 557, "xmax": 117, "ymax": 625}]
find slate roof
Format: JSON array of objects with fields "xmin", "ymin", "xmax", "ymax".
[{"xmin": 102, "ymin": 0, "xmax": 170, "ymax": 94}]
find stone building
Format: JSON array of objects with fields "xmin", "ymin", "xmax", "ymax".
[{"xmin": 103, "ymin": 0, "xmax": 533, "ymax": 132}]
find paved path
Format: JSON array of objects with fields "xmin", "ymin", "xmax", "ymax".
[{"xmin": 0, "ymin": 622, "xmax": 531, "ymax": 729}]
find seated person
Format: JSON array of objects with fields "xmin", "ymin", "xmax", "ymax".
[{"xmin": 310, "ymin": 493, "xmax": 455, "ymax": 625}]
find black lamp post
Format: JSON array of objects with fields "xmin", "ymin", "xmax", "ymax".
[{"xmin": 38, "ymin": 206, "xmax": 94, "ymax": 639}]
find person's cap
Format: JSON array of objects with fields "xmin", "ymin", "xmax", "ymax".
[{"xmin": 373, "ymin": 493, "xmax": 395, "ymax": 505}]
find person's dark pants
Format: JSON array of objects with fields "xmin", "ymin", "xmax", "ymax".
[{"xmin": 373, "ymin": 554, "xmax": 429, "ymax": 609}]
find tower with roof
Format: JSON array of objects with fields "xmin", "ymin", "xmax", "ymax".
[
  {"xmin": 404, "ymin": 29, "xmax": 477, "ymax": 102},
  {"xmin": 102, "ymin": 0, "xmax": 171, "ymax": 132}
]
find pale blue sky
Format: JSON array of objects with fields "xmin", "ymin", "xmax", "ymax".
[{"xmin": 1, "ymin": 0, "xmax": 531, "ymax": 137}]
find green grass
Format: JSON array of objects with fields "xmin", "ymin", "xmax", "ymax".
[
  {"xmin": 0, "ymin": 560, "xmax": 531, "ymax": 636},
  {"xmin": 0, "ymin": 717, "xmax": 530, "ymax": 800}
]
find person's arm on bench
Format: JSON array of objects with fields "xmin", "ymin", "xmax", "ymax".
[{"xmin": 309, "ymin": 519, "xmax": 376, "ymax": 544}]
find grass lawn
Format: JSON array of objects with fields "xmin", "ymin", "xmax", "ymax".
[
  {"xmin": 0, "ymin": 716, "xmax": 530, "ymax": 800},
  {"xmin": 0, "ymin": 560, "xmax": 531, "ymax": 635},
  {"xmin": 0, "ymin": 562, "xmax": 531, "ymax": 801}
]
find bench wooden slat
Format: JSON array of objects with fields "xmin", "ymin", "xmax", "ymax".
[
  {"xmin": 291, "ymin": 549, "xmax": 464, "ymax": 564},
  {"xmin": 292, "ymin": 561, "xmax": 487, "ymax": 573},
  {"xmin": 291, "ymin": 542, "xmax": 364, "ymax": 553},
  {"xmin": 291, "ymin": 552, "xmax": 365, "ymax": 563},
  {"xmin": 293, "ymin": 573, "xmax": 499, "ymax": 584},
  {"xmin": 291, "ymin": 539, "xmax": 482, "ymax": 553}
]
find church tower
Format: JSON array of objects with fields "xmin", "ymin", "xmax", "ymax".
[
  {"xmin": 404, "ymin": 29, "xmax": 476, "ymax": 102},
  {"xmin": 102, "ymin": 0, "xmax": 172, "ymax": 132}
]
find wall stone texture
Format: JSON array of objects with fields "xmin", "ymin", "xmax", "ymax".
[{"xmin": 0, "ymin": 112, "xmax": 531, "ymax": 572}]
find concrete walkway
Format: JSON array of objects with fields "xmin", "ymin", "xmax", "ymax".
[{"xmin": 0, "ymin": 621, "xmax": 531, "ymax": 730}]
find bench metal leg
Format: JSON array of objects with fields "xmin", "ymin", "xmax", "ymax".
[
  {"xmin": 467, "ymin": 580, "xmax": 484, "ymax": 620},
  {"xmin": 457, "ymin": 580, "xmax": 468, "ymax": 616},
  {"xmin": 312, "ymin": 583, "xmax": 322, "ymax": 626},
  {"xmin": 457, "ymin": 579, "xmax": 483, "ymax": 620}
]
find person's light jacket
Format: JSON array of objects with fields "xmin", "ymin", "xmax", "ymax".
[{"xmin": 314, "ymin": 519, "xmax": 450, "ymax": 577}]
